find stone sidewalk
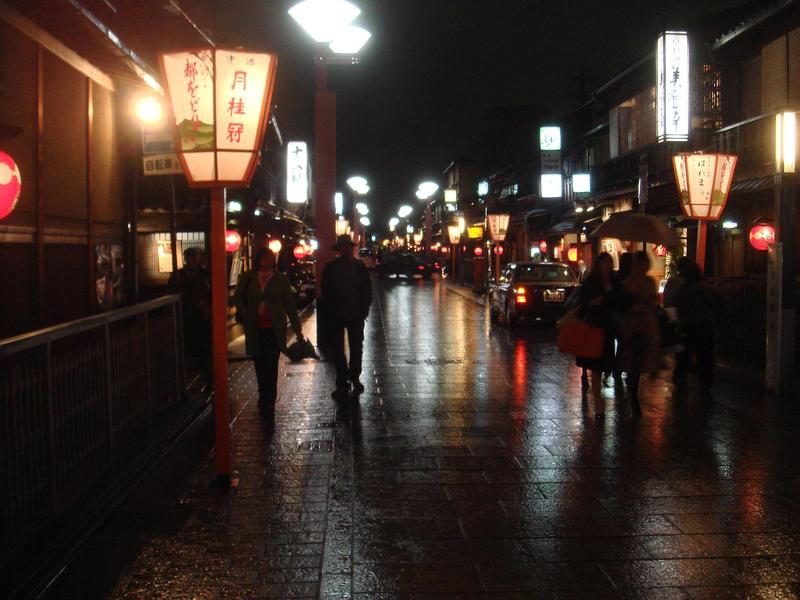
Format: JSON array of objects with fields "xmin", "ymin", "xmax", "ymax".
[{"xmin": 103, "ymin": 279, "xmax": 800, "ymax": 599}]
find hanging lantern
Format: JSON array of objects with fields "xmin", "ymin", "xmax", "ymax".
[
  {"xmin": 293, "ymin": 244, "xmax": 307, "ymax": 260},
  {"xmin": 567, "ymin": 245, "xmax": 578, "ymax": 262},
  {"xmin": 335, "ymin": 218, "xmax": 349, "ymax": 237},
  {"xmin": 487, "ymin": 214, "xmax": 510, "ymax": 242},
  {"xmin": 268, "ymin": 238, "xmax": 283, "ymax": 254},
  {"xmin": 160, "ymin": 49, "xmax": 278, "ymax": 186},
  {"xmin": 672, "ymin": 152, "xmax": 738, "ymax": 220},
  {"xmin": 225, "ymin": 230, "xmax": 241, "ymax": 253},
  {"xmin": 749, "ymin": 224, "xmax": 776, "ymax": 251},
  {"xmin": 474, "ymin": 246, "xmax": 484, "ymax": 257},
  {"xmin": 539, "ymin": 240, "xmax": 548, "ymax": 254},
  {"xmin": 440, "ymin": 246, "xmax": 449, "ymax": 254},
  {"xmin": 653, "ymin": 244, "xmax": 668, "ymax": 257},
  {"xmin": 493, "ymin": 245, "xmax": 504, "ymax": 256},
  {"xmin": 0, "ymin": 151, "xmax": 21, "ymax": 220}
]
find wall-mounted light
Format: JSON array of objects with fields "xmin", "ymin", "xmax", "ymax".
[{"xmin": 776, "ymin": 110, "xmax": 797, "ymax": 174}]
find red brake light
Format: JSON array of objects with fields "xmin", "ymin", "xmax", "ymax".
[{"xmin": 516, "ymin": 295, "xmax": 527, "ymax": 304}]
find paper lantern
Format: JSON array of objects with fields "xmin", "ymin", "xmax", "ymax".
[
  {"xmin": 567, "ymin": 245, "xmax": 578, "ymax": 262},
  {"xmin": 493, "ymin": 245, "xmax": 504, "ymax": 256},
  {"xmin": 447, "ymin": 224, "xmax": 461, "ymax": 245},
  {"xmin": 473, "ymin": 246, "xmax": 484, "ymax": 257},
  {"xmin": 672, "ymin": 153, "xmax": 738, "ymax": 220},
  {"xmin": 749, "ymin": 224, "xmax": 775, "ymax": 251},
  {"xmin": 440, "ymin": 246, "xmax": 449, "ymax": 254},
  {"xmin": 293, "ymin": 244, "xmax": 307, "ymax": 259},
  {"xmin": 539, "ymin": 240, "xmax": 548, "ymax": 254},
  {"xmin": 653, "ymin": 244, "xmax": 668, "ymax": 257},
  {"xmin": 487, "ymin": 214, "xmax": 510, "ymax": 242},
  {"xmin": 225, "ymin": 230, "xmax": 241, "ymax": 253},
  {"xmin": 0, "ymin": 151, "xmax": 21, "ymax": 220},
  {"xmin": 268, "ymin": 238, "xmax": 283, "ymax": 254},
  {"xmin": 160, "ymin": 48, "xmax": 277, "ymax": 187}
]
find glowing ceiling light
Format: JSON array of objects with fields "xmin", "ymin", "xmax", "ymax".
[
  {"xmin": 397, "ymin": 205, "xmax": 413, "ymax": 218},
  {"xmin": 416, "ymin": 181, "xmax": 439, "ymax": 200},
  {"xmin": 347, "ymin": 176, "xmax": 368, "ymax": 192},
  {"xmin": 288, "ymin": 0, "xmax": 361, "ymax": 43},
  {"xmin": 329, "ymin": 25, "xmax": 371, "ymax": 54},
  {"xmin": 135, "ymin": 96, "xmax": 163, "ymax": 124}
]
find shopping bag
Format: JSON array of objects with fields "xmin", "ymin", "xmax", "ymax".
[{"xmin": 557, "ymin": 319, "xmax": 604, "ymax": 359}]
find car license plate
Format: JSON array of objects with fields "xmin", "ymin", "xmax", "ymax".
[{"xmin": 544, "ymin": 290, "xmax": 565, "ymax": 302}]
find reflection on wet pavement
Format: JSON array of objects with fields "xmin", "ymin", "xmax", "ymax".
[{"xmin": 105, "ymin": 279, "xmax": 800, "ymax": 599}]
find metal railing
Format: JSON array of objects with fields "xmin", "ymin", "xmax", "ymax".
[{"xmin": 0, "ymin": 296, "xmax": 185, "ymax": 542}]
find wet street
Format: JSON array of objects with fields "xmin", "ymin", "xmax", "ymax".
[{"xmin": 57, "ymin": 279, "xmax": 800, "ymax": 599}]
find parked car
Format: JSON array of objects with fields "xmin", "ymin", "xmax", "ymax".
[
  {"xmin": 375, "ymin": 252, "xmax": 434, "ymax": 279},
  {"xmin": 489, "ymin": 262, "xmax": 579, "ymax": 326}
]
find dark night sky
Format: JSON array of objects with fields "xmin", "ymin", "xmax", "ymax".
[{"xmin": 210, "ymin": 0, "xmax": 757, "ymax": 227}]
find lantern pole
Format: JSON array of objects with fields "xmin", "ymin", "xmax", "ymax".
[
  {"xmin": 210, "ymin": 186, "xmax": 231, "ymax": 487},
  {"xmin": 696, "ymin": 221, "xmax": 708, "ymax": 272}
]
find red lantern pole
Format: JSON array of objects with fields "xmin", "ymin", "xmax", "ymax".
[
  {"xmin": 696, "ymin": 221, "xmax": 708, "ymax": 272},
  {"xmin": 210, "ymin": 187, "xmax": 231, "ymax": 487}
]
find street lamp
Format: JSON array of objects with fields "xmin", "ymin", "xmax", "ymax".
[
  {"xmin": 289, "ymin": 0, "xmax": 361, "ymax": 43},
  {"xmin": 360, "ymin": 216, "xmax": 371, "ymax": 227},
  {"xmin": 389, "ymin": 217, "xmax": 399, "ymax": 231},
  {"xmin": 347, "ymin": 176, "xmax": 369, "ymax": 194},
  {"xmin": 398, "ymin": 205, "xmax": 413, "ymax": 218},
  {"xmin": 134, "ymin": 96, "xmax": 164, "ymax": 125},
  {"xmin": 355, "ymin": 202, "xmax": 369, "ymax": 216},
  {"xmin": 416, "ymin": 181, "xmax": 439, "ymax": 256}
]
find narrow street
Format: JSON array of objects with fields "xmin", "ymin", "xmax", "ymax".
[{"xmin": 49, "ymin": 278, "xmax": 800, "ymax": 599}]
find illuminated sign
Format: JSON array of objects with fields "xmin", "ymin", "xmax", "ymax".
[
  {"xmin": 160, "ymin": 48, "xmax": 278, "ymax": 186},
  {"xmin": 287, "ymin": 141, "xmax": 309, "ymax": 204},
  {"xmin": 539, "ymin": 126, "xmax": 561, "ymax": 151},
  {"xmin": 444, "ymin": 188, "xmax": 457, "ymax": 203},
  {"xmin": 657, "ymin": 31, "xmax": 690, "ymax": 143},
  {"xmin": 572, "ymin": 173, "xmax": 591, "ymax": 194},
  {"xmin": 541, "ymin": 174, "xmax": 563, "ymax": 198},
  {"xmin": 467, "ymin": 226, "xmax": 484, "ymax": 239},
  {"xmin": 477, "ymin": 180, "xmax": 489, "ymax": 196},
  {"xmin": 334, "ymin": 192, "xmax": 344, "ymax": 215}
]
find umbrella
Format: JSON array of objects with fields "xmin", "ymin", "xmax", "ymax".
[{"xmin": 590, "ymin": 213, "xmax": 679, "ymax": 247}]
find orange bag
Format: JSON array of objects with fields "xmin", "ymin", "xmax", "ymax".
[{"xmin": 557, "ymin": 320, "xmax": 604, "ymax": 359}]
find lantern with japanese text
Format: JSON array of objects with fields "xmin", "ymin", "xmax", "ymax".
[
  {"xmin": 749, "ymin": 224, "xmax": 775, "ymax": 251},
  {"xmin": 672, "ymin": 152, "xmax": 738, "ymax": 270},
  {"xmin": 447, "ymin": 224, "xmax": 461, "ymax": 245},
  {"xmin": 225, "ymin": 230, "xmax": 241, "ymax": 253},
  {"xmin": 672, "ymin": 153, "xmax": 738, "ymax": 220},
  {"xmin": 0, "ymin": 151, "xmax": 21, "ymax": 220},
  {"xmin": 160, "ymin": 49, "xmax": 277, "ymax": 186},
  {"xmin": 487, "ymin": 214, "xmax": 510, "ymax": 242}
]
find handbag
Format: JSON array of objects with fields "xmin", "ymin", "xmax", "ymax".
[{"xmin": 557, "ymin": 319, "xmax": 604, "ymax": 359}]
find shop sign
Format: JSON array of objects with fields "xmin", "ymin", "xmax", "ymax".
[
  {"xmin": 467, "ymin": 226, "xmax": 484, "ymax": 239},
  {"xmin": 287, "ymin": 141, "xmax": 309, "ymax": 204},
  {"xmin": 657, "ymin": 31, "xmax": 690, "ymax": 143},
  {"xmin": 541, "ymin": 151, "xmax": 561, "ymax": 174},
  {"xmin": 539, "ymin": 126, "xmax": 561, "ymax": 151},
  {"xmin": 143, "ymin": 152, "xmax": 183, "ymax": 176},
  {"xmin": 487, "ymin": 214, "xmax": 510, "ymax": 241}
]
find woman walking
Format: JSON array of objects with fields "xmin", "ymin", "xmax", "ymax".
[
  {"xmin": 575, "ymin": 252, "xmax": 621, "ymax": 418},
  {"xmin": 232, "ymin": 248, "xmax": 305, "ymax": 419},
  {"xmin": 620, "ymin": 251, "xmax": 660, "ymax": 415}
]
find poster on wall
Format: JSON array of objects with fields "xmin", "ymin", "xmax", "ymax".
[
  {"xmin": 96, "ymin": 244, "xmax": 124, "ymax": 311},
  {"xmin": 157, "ymin": 240, "xmax": 184, "ymax": 273}
]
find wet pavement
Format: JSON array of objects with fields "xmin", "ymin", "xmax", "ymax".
[{"xmin": 63, "ymin": 278, "xmax": 800, "ymax": 598}]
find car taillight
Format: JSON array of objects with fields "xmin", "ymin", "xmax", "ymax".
[{"xmin": 514, "ymin": 287, "xmax": 527, "ymax": 304}]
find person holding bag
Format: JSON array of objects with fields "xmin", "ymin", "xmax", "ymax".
[
  {"xmin": 572, "ymin": 252, "xmax": 622, "ymax": 418},
  {"xmin": 231, "ymin": 247, "xmax": 305, "ymax": 420}
]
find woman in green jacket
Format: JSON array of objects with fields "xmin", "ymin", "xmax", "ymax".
[{"xmin": 231, "ymin": 248, "xmax": 304, "ymax": 417}]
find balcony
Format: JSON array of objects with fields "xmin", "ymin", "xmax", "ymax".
[{"xmin": 713, "ymin": 113, "xmax": 775, "ymax": 178}]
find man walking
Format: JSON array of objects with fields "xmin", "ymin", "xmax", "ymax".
[{"xmin": 322, "ymin": 234, "xmax": 372, "ymax": 398}]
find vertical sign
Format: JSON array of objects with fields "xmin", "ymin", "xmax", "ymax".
[
  {"xmin": 287, "ymin": 141, "xmax": 309, "ymax": 204},
  {"xmin": 657, "ymin": 31, "xmax": 690, "ymax": 143},
  {"xmin": 487, "ymin": 214, "xmax": 510, "ymax": 241}
]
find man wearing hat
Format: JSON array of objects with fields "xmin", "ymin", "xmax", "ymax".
[{"xmin": 321, "ymin": 234, "xmax": 372, "ymax": 397}]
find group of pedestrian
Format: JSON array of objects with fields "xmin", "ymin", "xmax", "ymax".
[
  {"xmin": 230, "ymin": 234, "xmax": 371, "ymax": 421},
  {"xmin": 572, "ymin": 250, "xmax": 720, "ymax": 418}
]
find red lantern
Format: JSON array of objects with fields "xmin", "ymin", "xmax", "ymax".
[
  {"xmin": 268, "ymin": 238, "xmax": 282, "ymax": 254},
  {"xmin": 493, "ymin": 245, "xmax": 504, "ymax": 256},
  {"xmin": 474, "ymin": 246, "xmax": 484, "ymax": 257},
  {"xmin": 462, "ymin": 245, "xmax": 467, "ymax": 253},
  {"xmin": 749, "ymin": 224, "xmax": 775, "ymax": 251},
  {"xmin": 0, "ymin": 151, "xmax": 21, "ymax": 220},
  {"xmin": 539, "ymin": 240, "xmax": 548, "ymax": 254},
  {"xmin": 653, "ymin": 244, "xmax": 668, "ymax": 257},
  {"xmin": 567, "ymin": 245, "xmax": 578, "ymax": 262},
  {"xmin": 225, "ymin": 230, "xmax": 241, "ymax": 253},
  {"xmin": 293, "ymin": 244, "xmax": 307, "ymax": 260},
  {"xmin": 440, "ymin": 246, "xmax": 449, "ymax": 254}
]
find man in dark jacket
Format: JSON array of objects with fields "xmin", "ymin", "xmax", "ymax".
[{"xmin": 322, "ymin": 235, "xmax": 373, "ymax": 397}]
